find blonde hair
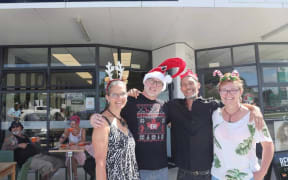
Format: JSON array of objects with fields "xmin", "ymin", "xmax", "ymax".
[{"xmin": 217, "ymin": 72, "xmax": 244, "ymax": 91}]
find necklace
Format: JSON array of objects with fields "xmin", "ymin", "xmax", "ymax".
[
  {"xmin": 223, "ymin": 106, "xmax": 241, "ymax": 122},
  {"xmin": 107, "ymin": 108, "xmax": 127, "ymax": 127}
]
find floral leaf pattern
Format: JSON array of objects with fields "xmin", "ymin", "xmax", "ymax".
[
  {"xmin": 225, "ymin": 169, "xmax": 248, "ymax": 180},
  {"xmin": 213, "ymin": 123, "xmax": 222, "ymax": 149},
  {"xmin": 235, "ymin": 124, "xmax": 255, "ymax": 155},
  {"xmin": 213, "ymin": 153, "xmax": 221, "ymax": 168}
]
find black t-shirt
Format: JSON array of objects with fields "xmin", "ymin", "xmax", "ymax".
[
  {"xmin": 14, "ymin": 135, "xmax": 39, "ymax": 167},
  {"xmin": 166, "ymin": 97, "xmax": 221, "ymax": 171},
  {"xmin": 121, "ymin": 94, "xmax": 167, "ymax": 170}
]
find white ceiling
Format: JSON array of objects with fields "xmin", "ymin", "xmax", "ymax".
[{"xmin": 0, "ymin": 7, "xmax": 288, "ymax": 50}]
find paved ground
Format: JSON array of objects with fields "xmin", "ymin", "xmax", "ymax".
[{"xmin": 3, "ymin": 166, "xmax": 276, "ymax": 180}]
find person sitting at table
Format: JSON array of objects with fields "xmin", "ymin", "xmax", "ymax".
[
  {"xmin": 92, "ymin": 64, "xmax": 140, "ymax": 180},
  {"xmin": 2, "ymin": 120, "xmax": 63, "ymax": 180},
  {"xmin": 59, "ymin": 115, "xmax": 86, "ymax": 180}
]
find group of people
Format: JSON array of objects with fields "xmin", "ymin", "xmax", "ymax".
[
  {"xmin": 2, "ymin": 115, "xmax": 87, "ymax": 180},
  {"xmin": 90, "ymin": 57, "xmax": 274, "ymax": 180},
  {"xmin": 1, "ymin": 57, "xmax": 274, "ymax": 180}
]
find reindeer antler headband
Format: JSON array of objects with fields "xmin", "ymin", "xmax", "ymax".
[
  {"xmin": 105, "ymin": 61, "xmax": 126, "ymax": 93},
  {"xmin": 213, "ymin": 69, "xmax": 239, "ymax": 81}
]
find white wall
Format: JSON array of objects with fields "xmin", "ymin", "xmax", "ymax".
[{"xmin": 152, "ymin": 43, "xmax": 195, "ymax": 99}]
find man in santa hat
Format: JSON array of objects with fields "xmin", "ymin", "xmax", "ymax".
[{"xmin": 90, "ymin": 57, "xmax": 186, "ymax": 180}]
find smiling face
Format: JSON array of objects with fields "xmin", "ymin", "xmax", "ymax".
[
  {"xmin": 219, "ymin": 81, "xmax": 243, "ymax": 106},
  {"xmin": 143, "ymin": 78, "xmax": 163, "ymax": 99},
  {"xmin": 11, "ymin": 125, "xmax": 22, "ymax": 136},
  {"xmin": 106, "ymin": 81, "xmax": 127, "ymax": 110},
  {"xmin": 180, "ymin": 76, "xmax": 200, "ymax": 99}
]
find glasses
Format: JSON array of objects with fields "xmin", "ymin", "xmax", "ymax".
[
  {"xmin": 219, "ymin": 89, "xmax": 240, "ymax": 95},
  {"xmin": 147, "ymin": 78, "xmax": 163, "ymax": 87},
  {"xmin": 109, "ymin": 92, "xmax": 127, "ymax": 99}
]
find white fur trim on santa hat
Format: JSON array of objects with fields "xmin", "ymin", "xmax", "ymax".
[{"xmin": 143, "ymin": 71, "xmax": 172, "ymax": 91}]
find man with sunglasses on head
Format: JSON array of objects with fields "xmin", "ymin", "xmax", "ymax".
[{"xmin": 2, "ymin": 121, "xmax": 63, "ymax": 180}]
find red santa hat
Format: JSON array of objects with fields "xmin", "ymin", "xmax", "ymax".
[
  {"xmin": 143, "ymin": 57, "xmax": 186, "ymax": 91},
  {"xmin": 180, "ymin": 69, "xmax": 198, "ymax": 81}
]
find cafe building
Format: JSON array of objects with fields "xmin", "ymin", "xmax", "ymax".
[{"xmin": 0, "ymin": 0, "xmax": 288, "ymax": 162}]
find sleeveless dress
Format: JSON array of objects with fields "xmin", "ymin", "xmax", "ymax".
[
  {"xmin": 103, "ymin": 116, "xmax": 140, "ymax": 180},
  {"xmin": 65, "ymin": 128, "xmax": 86, "ymax": 166}
]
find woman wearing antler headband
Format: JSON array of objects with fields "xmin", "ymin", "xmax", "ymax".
[
  {"xmin": 211, "ymin": 70, "xmax": 274, "ymax": 180},
  {"xmin": 92, "ymin": 63, "xmax": 139, "ymax": 180}
]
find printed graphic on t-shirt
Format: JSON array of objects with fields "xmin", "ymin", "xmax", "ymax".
[{"xmin": 136, "ymin": 103, "xmax": 166, "ymax": 142}]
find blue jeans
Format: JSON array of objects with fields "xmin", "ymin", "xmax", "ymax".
[
  {"xmin": 139, "ymin": 167, "xmax": 168, "ymax": 180},
  {"xmin": 211, "ymin": 175, "xmax": 254, "ymax": 180},
  {"xmin": 177, "ymin": 168, "xmax": 211, "ymax": 180}
]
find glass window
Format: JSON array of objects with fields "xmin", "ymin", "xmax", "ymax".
[
  {"xmin": 51, "ymin": 47, "xmax": 95, "ymax": 67},
  {"xmin": 51, "ymin": 71, "xmax": 94, "ymax": 89},
  {"xmin": 233, "ymin": 45, "xmax": 256, "ymax": 65},
  {"xmin": 263, "ymin": 67, "xmax": 277, "ymax": 83},
  {"xmin": 274, "ymin": 120, "xmax": 288, "ymax": 152},
  {"xmin": 197, "ymin": 48, "xmax": 232, "ymax": 69},
  {"xmin": 263, "ymin": 67, "xmax": 288, "ymax": 83},
  {"xmin": 1, "ymin": 72, "xmax": 45, "ymax": 90},
  {"xmin": 234, "ymin": 66, "xmax": 258, "ymax": 86},
  {"xmin": 1, "ymin": 92, "xmax": 48, "ymax": 148},
  {"xmin": 263, "ymin": 87, "xmax": 288, "ymax": 120},
  {"xmin": 120, "ymin": 49, "xmax": 151, "ymax": 70},
  {"xmin": 49, "ymin": 92, "xmax": 96, "ymax": 146},
  {"xmin": 259, "ymin": 44, "xmax": 288, "ymax": 63},
  {"xmin": 99, "ymin": 47, "xmax": 118, "ymax": 67},
  {"xmin": 4, "ymin": 48, "xmax": 48, "ymax": 68}
]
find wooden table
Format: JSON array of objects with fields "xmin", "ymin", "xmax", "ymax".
[
  {"xmin": 49, "ymin": 145, "xmax": 85, "ymax": 180},
  {"xmin": 0, "ymin": 162, "xmax": 17, "ymax": 180}
]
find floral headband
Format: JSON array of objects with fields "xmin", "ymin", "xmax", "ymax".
[
  {"xmin": 213, "ymin": 69, "xmax": 239, "ymax": 81},
  {"xmin": 105, "ymin": 62, "xmax": 127, "ymax": 93}
]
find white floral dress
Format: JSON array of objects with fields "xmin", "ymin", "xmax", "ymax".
[{"xmin": 211, "ymin": 108, "xmax": 272, "ymax": 180}]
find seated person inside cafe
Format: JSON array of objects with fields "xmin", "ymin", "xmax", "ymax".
[
  {"xmin": 59, "ymin": 115, "xmax": 86, "ymax": 180},
  {"xmin": 1, "ymin": 121, "xmax": 63, "ymax": 180}
]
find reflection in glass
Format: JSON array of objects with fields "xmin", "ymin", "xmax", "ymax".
[
  {"xmin": 51, "ymin": 71, "xmax": 93, "ymax": 89},
  {"xmin": 263, "ymin": 68, "xmax": 277, "ymax": 83},
  {"xmin": 99, "ymin": 47, "xmax": 118, "ymax": 66},
  {"xmin": 2, "ymin": 72, "xmax": 45, "ymax": 90},
  {"xmin": 5, "ymin": 48, "xmax": 48, "ymax": 68},
  {"xmin": 274, "ymin": 121, "xmax": 288, "ymax": 152},
  {"xmin": 259, "ymin": 44, "xmax": 288, "ymax": 63},
  {"xmin": 263, "ymin": 67, "xmax": 288, "ymax": 83},
  {"xmin": 235, "ymin": 66, "xmax": 258, "ymax": 86},
  {"xmin": 51, "ymin": 47, "xmax": 95, "ymax": 67},
  {"xmin": 121, "ymin": 49, "xmax": 151, "ymax": 70},
  {"xmin": 233, "ymin": 45, "xmax": 255, "ymax": 65},
  {"xmin": 197, "ymin": 48, "xmax": 232, "ymax": 69},
  {"xmin": 263, "ymin": 87, "xmax": 288, "ymax": 120}
]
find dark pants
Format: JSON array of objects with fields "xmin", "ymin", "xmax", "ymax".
[{"xmin": 177, "ymin": 168, "xmax": 211, "ymax": 180}]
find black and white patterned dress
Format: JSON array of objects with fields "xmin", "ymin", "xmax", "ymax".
[{"xmin": 103, "ymin": 116, "xmax": 140, "ymax": 180}]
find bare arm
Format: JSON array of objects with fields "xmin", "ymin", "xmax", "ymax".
[
  {"xmin": 90, "ymin": 113, "xmax": 106, "ymax": 128},
  {"xmin": 59, "ymin": 129, "xmax": 69, "ymax": 144},
  {"xmin": 243, "ymin": 104, "xmax": 264, "ymax": 130},
  {"xmin": 92, "ymin": 124, "xmax": 109, "ymax": 180},
  {"xmin": 1, "ymin": 136, "xmax": 18, "ymax": 150},
  {"xmin": 81, "ymin": 129, "xmax": 86, "ymax": 142},
  {"xmin": 253, "ymin": 141, "xmax": 274, "ymax": 180}
]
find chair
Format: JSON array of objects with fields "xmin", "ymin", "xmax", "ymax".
[
  {"xmin": 0, "ymin": 150, "xmax": 14, "ymax": 162},
  {"xmin": 0, "ymin": 150, "xmax": 14, "ymax": 180}
]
